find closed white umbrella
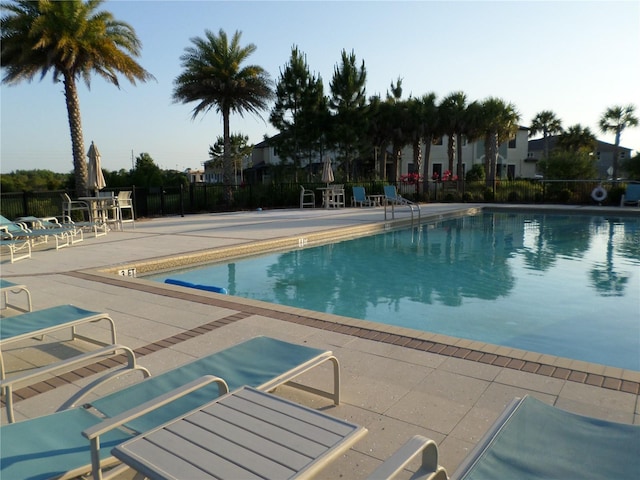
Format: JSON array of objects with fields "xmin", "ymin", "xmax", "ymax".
[
  {"xmin": 87, "ymin": 141, "xmax": 106, "ymax": 195},
  {"xmin": 321, "ymin": 156, "xmax": 334, "ymax": 186}
]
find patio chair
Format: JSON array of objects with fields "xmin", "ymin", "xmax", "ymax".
[
  {"xmin": 0, "ymin": 304, "xmax": 117, "ymax": 379},
  {"xmin": 0, "ymin": 214, "xmax": 73, "ymax": 249},
  {"xmin": 328, "ymin": 184, "xmax": 346, "ymax": 208},
  {"xmin": 300, "ymin": 185, "xmax": 316, "ymax": 208},
  {"xmin": 384, "ymin": 185, "xmax": 414, "ymax": 206},
  {"xmin": 0, "ymin": 336, "xmax": 341, "ymax": 480},
  {"xmin": 352, "ymin": 186, "xmax": 375, "ymax": 207},
  {"xmin": 114, "ymin": 191, "xmax": 135, "ymax": 229},
  {"xmin": 620, "ymin": 182, "xmax": 640, "ymax": 207},
  {"xmin": 61, "ymin": 192, "xmax": 92, "ymax": 221},
  {"xmin": 0, "ymin": 279, "xmax": 32, "ymax": 313}
]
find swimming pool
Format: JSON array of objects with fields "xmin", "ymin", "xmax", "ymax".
[{"xmin": 147, "ymin": 212, "xmax": 640, "ymax": 371}]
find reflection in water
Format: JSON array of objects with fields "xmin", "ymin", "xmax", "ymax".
[{"xmin": 149, "ymin": 213, "xmax": 640, "ymax": 371}]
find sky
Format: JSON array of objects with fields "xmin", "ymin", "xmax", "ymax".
[{"xmin": 1, "ymin": 0, "xmax": 639, "ymax": 174}]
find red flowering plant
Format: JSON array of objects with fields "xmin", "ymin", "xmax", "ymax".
[
  {"xmin": 400, "ymin": 172, "xmax": 423, "ymax": 184},
  {"xmin": 440, "ymin": 170, "xmax": 458, "ymax": 182}
]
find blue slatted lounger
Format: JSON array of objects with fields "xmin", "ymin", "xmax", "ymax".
[
  {"xmin": 0, "ymin": 336, "xmax": 340, "ymax": 480},
  {"xmin": 0, "ymin": 304, "xmax": 116, "ymax": 379}
]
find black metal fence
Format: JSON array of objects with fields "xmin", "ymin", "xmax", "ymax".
[{"xmin": 0, "ymin": 180, "xmax": 629, "ymax": 221}]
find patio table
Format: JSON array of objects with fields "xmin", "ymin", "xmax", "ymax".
[{"xmin": 112, "ymin": 386, "xmax": 367, "ymax": 479}]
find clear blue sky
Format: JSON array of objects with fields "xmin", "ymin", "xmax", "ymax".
[{"xmin": 1, "ymin": 0, "xmax": 639, "ymax": 174}]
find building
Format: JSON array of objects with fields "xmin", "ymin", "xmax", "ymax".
[
  {"xmin": 527, "ymin": 136, "xmax": 632, "ymax": 178},
  {"xmin": 250, "ymin": 127, "xmax": 534, "ymax": 183}
]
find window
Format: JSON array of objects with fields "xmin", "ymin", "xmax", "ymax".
[
  {"xmin": 432, "ymin": 163, "xmax": 442, "ymax": 179},
  {"xmin": 508, "ymin": 137, "xmax": 516, "ymax": 148},
  {"xmin": 433, "ymin": 136, "xmax": 443, "ymax": 146}
]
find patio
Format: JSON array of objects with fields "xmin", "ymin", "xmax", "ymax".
[{"xmin": 1, "ymin": 204, "xmax": 638, "ymax": 478}]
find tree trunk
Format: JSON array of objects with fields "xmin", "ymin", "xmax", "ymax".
[
  {"xmin": 222, "ymin": 105, "xmax": 233, "ymax": 205},
  {"xmin": 456, "ymin": 133, "xmax": 463, "ymax": 190},
  {"xmin": 422, "ymin": 139, "xmax": 432, "ymax": 198},
  {"xmin": 447, "ymin": 135, "xmax": 455, "ymax": 172},
  {"xmin": 63, "ymin": 74, "xmax": 88, "ymax": 197},
  {"xmin": 613, "ymin": 128, "xmax": 621, "ymax": 180},
  {"xmin": 489, "ymin": 131, "xmax": 499, "ymax": 191},
  {"xmin": 413, "ymin": 138, "xmax": 422, "ymax": 196}
]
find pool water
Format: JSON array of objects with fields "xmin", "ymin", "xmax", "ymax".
[{"xmin": 148, "ymin": 212, "xmax": 640, "ymax": 371}]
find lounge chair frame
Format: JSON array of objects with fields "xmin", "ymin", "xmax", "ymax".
[
  {"xmin": 1, "ymin": 344, "xmax": 150, "ymax": 423},
  {"xmin": 0, "ymin": 304, "xmax": 117, "ymax": 379},
  {"xmin": 0, "ymin": 237, "xmax": 31, "ymax": 263},
  {"xmin": 0, "ymin": 279, "xmax": 32, "ymax": 313}
]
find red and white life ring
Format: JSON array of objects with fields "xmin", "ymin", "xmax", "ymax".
[{"xmin": 591, "ymin": 186, "xmax": 607, "ymax": 202}]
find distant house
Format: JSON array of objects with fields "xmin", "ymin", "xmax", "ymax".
[
  {"xmin": 250, "ymin": 127, "xmax": 534, "ymax": 183},
  {"xmin": 401, "ymin": 126, "xmax": 533, "ymax": 180},
  {"xmin": 527, "ymin": 136, "xmax": 632, "ymax": 178},
  {"xmin": 184, "ymin": 168, "xmax": 205, "ymax": 184}
]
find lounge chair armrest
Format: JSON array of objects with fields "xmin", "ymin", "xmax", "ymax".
[
  {"xmin": 366, "ymin": 435, "xmax": 448, "ymax": 480},
  {"xmin": 1, "ymin": 344, "xmax": 148, "ymax": 423},
  {"xmin": 82, "ymin": 375, "xmax": 229, "ymax": 441}
]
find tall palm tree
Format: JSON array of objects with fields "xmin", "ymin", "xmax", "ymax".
[
  {"xmin": 599, "ymin": 104, "xmax": 638, "ymax": 179},
  {"xmin": 173, "ymin": 29, "xmax": 273, "ymax": 204},
  {"xmin": 1, "ymin": 0, "xmax": 153, "ymax": 196},
  {"xmin": 478, "ymin": 97, "xmax": 520, "ymax": 190},
  {"xmin": 529, "ymin": 110, "xmax": 563, "ymax": 160},
  {"xmin": 438, "ymin": 91, "xmax": 468, "ymax": 186}
]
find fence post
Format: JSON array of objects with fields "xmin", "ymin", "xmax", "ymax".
[
  {"xmin": 180, "ymin": 184, "xmax": 185, "ymax": 217},
  {"xmin": 21, "ymin": 190, "xmax": 29, "ymax": 217}
]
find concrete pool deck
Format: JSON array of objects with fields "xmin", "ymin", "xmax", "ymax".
[{"xmin": 1, "ymin": 203, "xmax": 639, "ymax": 478}]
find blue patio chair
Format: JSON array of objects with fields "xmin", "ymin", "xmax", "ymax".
[
  {"xmin": 620, "ymin": 182, "xmax": 640, "ymax": 207},
  {"xmin": 352, "ymin": 186, "xmax": 375, "ymax": 207},
  {"xmin": 0, "ymin": 336, "xmax": 341, "ymax": 480}
]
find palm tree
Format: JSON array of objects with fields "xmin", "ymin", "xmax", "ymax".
[
  {"xmin": 556, "ymin": 124, "xmax": 596, "ymax": 153},
  {"xmin": 529, "ymin": 110, "xmax": 563, "ymax": 160},
  {"xmin": 478, "ymin": 97, "xmax": 520, "ymax": 190},
  {"xmin": 173, "ymin": 29, "xmax": 273, "ymax": 204},
  {"xmin": 438, "ymin": 91, "xmax": 468, "ymax": 186},
  {"xmin": 1, "ymin": 0, "xmax": 153, "ymax": 196},
  {"xmin": 599, "ymin": 104, "xmax": 638, "ymax": 179}
]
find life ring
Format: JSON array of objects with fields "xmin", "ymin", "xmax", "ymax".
[{"xmin": 591, "ymin": 186, "xmax": 607, "ymax": 202}]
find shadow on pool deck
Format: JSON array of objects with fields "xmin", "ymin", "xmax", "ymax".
[{"xmin": 1, "ymin": 204, "xmax": 639, "ymax": 477}]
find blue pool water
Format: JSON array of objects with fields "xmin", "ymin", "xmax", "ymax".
[{"xmin": 147, "ymin": 212, "xmax": 640, "ymax": 371}]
